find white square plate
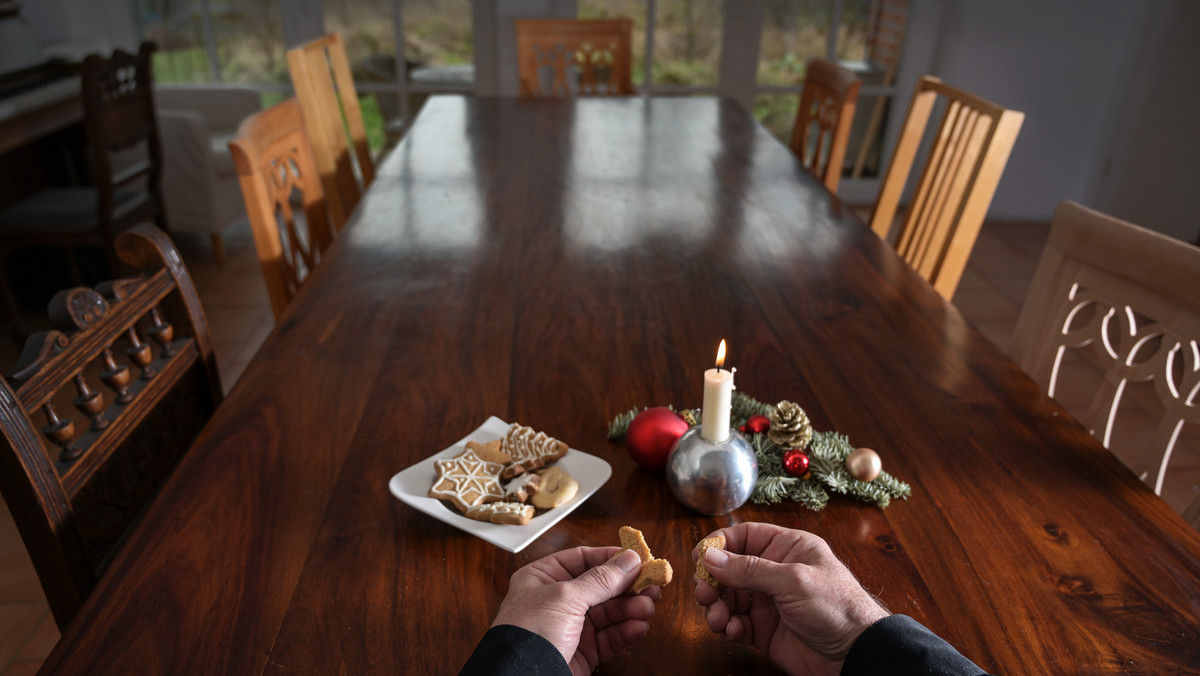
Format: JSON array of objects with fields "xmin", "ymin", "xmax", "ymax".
[{"xmin": 389, "ymin": 416, "xmax": 612, "ymax": 553}]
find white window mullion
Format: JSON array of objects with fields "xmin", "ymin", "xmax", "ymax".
[
  {"xmin": 642, "ymin": 0, "xmax": 656, "ymax": 93},
  {"xmin": 826, "ymin": 0, "xmax": 844, "ymax": 60},
  {"xmin": 199, "ymin": 0, "xmax": 221, "ymax": 82},
  {"xmin": 393, "ymin": 0, "xmax": 409, "ymax": 125},
  {"xmin": 718, "ymin": 0, "xmax": 764, "ymax": 110}
]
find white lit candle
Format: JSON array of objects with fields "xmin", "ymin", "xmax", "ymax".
[{"xmin": 701, "ymin": 340, "xmax": 734, "ymax": 442}]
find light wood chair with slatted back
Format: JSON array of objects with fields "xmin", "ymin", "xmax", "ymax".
[
  {"xmin": 868, "ymin": 76, "xmax": 1024, "ymax": 299},
  {"xmin": 0, "ymin": 224, "xmax": 222, "ymax": 630},
  {"xmin": 789, "ymin": 58, "xmax": 861, "ymax": 193},
  {"xmin": 229, "ymin": 98, "xmax": 334, "ymax": 320},
  {"xmin": 514, "ymin": 19, "xmax": 635, "ymax": 97},
  {"xmin": 1010, "ymin": 202, "xmax": 1200, "ymax": 526},
  {"xmin": 286, "ymin": 33, "xmax": 374, "ymax": 232}
]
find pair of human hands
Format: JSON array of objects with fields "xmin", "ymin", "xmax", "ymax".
[{"xmin": 491, "ymin": 522, "xmax": 889, "ymax": 676}]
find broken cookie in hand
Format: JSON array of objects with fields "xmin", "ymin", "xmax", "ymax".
[{"xmin": 618, "ymin": 526, "xmax": 673, "ymax": 593}]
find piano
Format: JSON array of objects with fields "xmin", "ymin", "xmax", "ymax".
[{"xmin": 0, "ymin": 59, "xmax": 81, "ymax": 156}]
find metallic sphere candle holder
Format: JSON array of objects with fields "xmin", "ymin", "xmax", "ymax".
[{"xmin": 666, "ymin": 427, "xmax": 758, "ymax": 515}]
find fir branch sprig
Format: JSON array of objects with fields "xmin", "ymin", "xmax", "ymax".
[
  {"xmin": 732, "ymin": 391, "xmax": 774, "ymax": 420},
  {"xmin": 607, "ymin": 406, "xmax": 644, "ymax": 440}
]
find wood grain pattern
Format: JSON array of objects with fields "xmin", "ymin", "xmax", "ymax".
[{"xmin": 44, "ymin": 97, "xmax": 1200, "ymax": 674}]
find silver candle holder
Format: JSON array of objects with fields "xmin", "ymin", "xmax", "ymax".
[{"xmin": 666, "ymin": 427, "xmax": 758, "ymax": 515}]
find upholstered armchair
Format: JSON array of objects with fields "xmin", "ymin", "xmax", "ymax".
[{"xmin": 154, "ymin": 85, "xmax": 262, "ymax": 262}]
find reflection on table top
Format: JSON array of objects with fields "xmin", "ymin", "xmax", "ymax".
[{"xmin": 45, "ymin": 96, "xmax": 1200, "ymax": 674}]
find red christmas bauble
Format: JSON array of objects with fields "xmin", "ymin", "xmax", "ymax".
[
  {"xmin": 744, "ymin": 414, "xmax": 771, "ymax": 435},
  {"xmin": 626, "ymin": 407, "xmax": 690, "ymax": 471},
  {"xmin": 783, "ymin": 448, "xmax": 810, "ymax": 476}
]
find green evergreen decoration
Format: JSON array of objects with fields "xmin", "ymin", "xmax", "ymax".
[{"xmin": 607, "ymin": 392, "xmax": 912, "ymax": 511}]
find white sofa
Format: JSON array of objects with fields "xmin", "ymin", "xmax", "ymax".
[{"xmin": 154, "ymin": 85, "xmax": 262, "ymax": 262}]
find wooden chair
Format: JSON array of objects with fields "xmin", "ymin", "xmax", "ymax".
[
  {"xmin": 1010, "ymin": 202, "xmax": 1200, "ymax": 522},
  {"xmin": 229, "ymin": 98, "xmax": 334, "ymax": 320},
  {"xmin": 286, "ymin": 33, "xmax": 374, "ymax": 232},
  {"xmin": 789, "ymin": 58, "xmax": 861, "ymax": 193},
  {"xmin": 514, "ymin": 19, "xmax": 635, "ymax": 97},
  {"xmin": 0, "ymin": 43, "xmax": 167, "ymax": 331},
  {"xmin": 868, "ymin": 76, "xmax": 1024, "ymax": 299},
  {"xmin": 0, "ymin": 225, "xmax": 222, "ymax": 630}
]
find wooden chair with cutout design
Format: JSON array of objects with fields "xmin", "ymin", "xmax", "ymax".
[
  {"xmin": 1010, "ymin": 201, "xmax": 1200, "ymax": 528},
  {"xmin": 0, "ymin": 224, "xmax": 222, "ymax": 630},
  {"xmin": 514, "ymin": 19, "xmax": 635, "ymax": 97},
  {"xmin": 869, "ymin": 76, "xmax": 1023, "ymax": 299},
  {"xmin": 229, "ymin": 98, "xmax": 334, "ymax": 320},
  {"xmin": 286, "ymin": 33, "xmax": 374, "ymax": 232},
  {"xmin": 789, "ymin": 58, "xmax": 861, "ymax": 193}
]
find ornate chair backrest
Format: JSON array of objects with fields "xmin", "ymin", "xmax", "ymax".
[
  {"xmin": 0, "ymin": 225, "xmax": 222, "ymax": 630},
  {"xmin": 868, "ymin": 76, "xmax": 1023, "ymax": 299},
  {"xmin": 229, "ymin": 98, "xmax": 334, "ymax": 320},
  {"xmin": 287, "ymin": 33, "xmax": 374, "ymax": 232},
  {"xmin": 514, "ymin": 19, "xmax": 635, "ymax": 97},
  {"xmin": 789, "ymin": 58, "xmax": 861, "ymax": 193},
  {"xmin": 81, "ymin": 42, "xmax": 166, "ymax": 237},
  {"xmin": 1010, "ymin": 202, "xmax": 1200, "ymax": 504}
]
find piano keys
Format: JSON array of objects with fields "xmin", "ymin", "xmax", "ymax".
[{"xmin": 0, "ymin": 59, "xmax": 81, "ymax": 156}]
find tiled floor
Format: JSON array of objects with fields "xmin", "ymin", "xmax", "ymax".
[{"xmin": 0, "ymin": 217, "xmax": 1196, "ymax": 673}]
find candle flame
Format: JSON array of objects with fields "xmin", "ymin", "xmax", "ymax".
[{"xmin": 715, "ymin": 339, "xmax": 727, "ymax": 368}]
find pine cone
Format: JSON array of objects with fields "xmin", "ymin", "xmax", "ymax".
[
  {"xmin": 768, "ymin": 401, "xmax": 812, "ymax": 450},
  {"xmin": 680, "ymin": 408, "xmax": 700, "ymax": 427}
]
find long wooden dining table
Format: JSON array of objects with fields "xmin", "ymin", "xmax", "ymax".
[{"xmin": 43, "ymin": 95, "xmax": 1200, "ymax": 674}]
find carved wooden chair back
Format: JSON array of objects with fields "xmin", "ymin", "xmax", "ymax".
[
  {"xmin": 81, "ymin": 42, "xmax": 167, "ymax": 241},
  {"xmin": 789, "ymin": 58, "xmax": 861, "ymax": 193},
  {"xmin": 0, "ymin": 43, "xmax": 166, "ymax": 331},
  {"xmin": 287, "ymin": 33, "xmax": 374, "ymax": 232},
  {"xmin": 0, "ymin": 225, "xmax": 222, "ymax": 630},
  {"xmin": 229, "ymin": 98, "xmax": 334, "ymax": 320},
  {"xmin": 869, "ymin": 76, "xmax": 1024, "ymax": 299},
  {"xmin": 514, "ymin": 19, "xmax": 635, "ymax": 97},
  {"xmin": 1010, "ymin": 202, "xmax": 1200, "ymax": 517}
]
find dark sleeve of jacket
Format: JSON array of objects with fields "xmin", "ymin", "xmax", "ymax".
[
  {"xmin": 459, "ymin": 624, "xmax": 572, "ymax": 676},
  {"xmin": 842, "ymin": 614, "xmax": 992, "ymax": 676}
]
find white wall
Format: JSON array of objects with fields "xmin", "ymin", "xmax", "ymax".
[
  {"xmin": 926, "ymin": 0, "xmax": 1148, "ymax": 222},
  {"xmin": 1090, "ymin": 0, "xmax": 1200, "ymax": 243},
  {"xmin": 19, "ymin": 0, "xmax": 137, "ymax": 58}
]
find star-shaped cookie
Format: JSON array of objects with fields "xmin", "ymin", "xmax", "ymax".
[{"xmin": 429, "ymin": 449, "xmax": 505, "ymax": 512}]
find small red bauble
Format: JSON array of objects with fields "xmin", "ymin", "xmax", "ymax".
[
  {"xmin": 626, "ymin": 407, "xmax": 690, "ymax": 471},
  {"xmin": 742, "ymin": 414, "xmax": 770, "ymax": 435},
  {"xmin": 783, "ymin": 448, "xmax": 810, "ymax": 476}
]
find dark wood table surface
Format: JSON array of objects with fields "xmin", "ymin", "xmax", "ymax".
[{"xmin": 43, "ymin": 96, "xmax": 1200, "ymax": 674}]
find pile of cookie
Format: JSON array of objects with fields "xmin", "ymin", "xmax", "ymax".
[{"xmin": 428, "ymin": 423, "xmax": 579, "ymax": 525}]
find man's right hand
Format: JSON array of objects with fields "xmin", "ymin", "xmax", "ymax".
[{"xmin": 692, "ymin": 522, "xmax": 890, "ymax": 676}]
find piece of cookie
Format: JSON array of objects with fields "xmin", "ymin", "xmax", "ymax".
[
  {"xmin": 467, "ymin": 439, "xmax": 512, "ymax": 465},
  {"xmin": 619, "ymin": 526, "xmax": 673, "ymax": 593},
  {"xmin": 501, "ymin": 423, "xmax": 569, "ymax": 479},
  {"xmin": 503, "ymin": 472, "xmax": 542, "ymax": 503},
  {"xmin": 530, "ymin": 466, "xmax": 579, "ymax": 508},
  {"xmin": 428, "ymin": 449, "xmax": 505, "ymax": 512},
  {"xmin": 695, "ymin": 534, "xmax": 726, "ymax": 588},
  {"xmin": 465, "ymin": 501, "xmax": 535, "ymax": 525}
]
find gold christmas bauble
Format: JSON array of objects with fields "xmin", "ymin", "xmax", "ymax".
[{"xmin": 846, "ymin": 447, "xmax": 882, "ymax": 482}]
